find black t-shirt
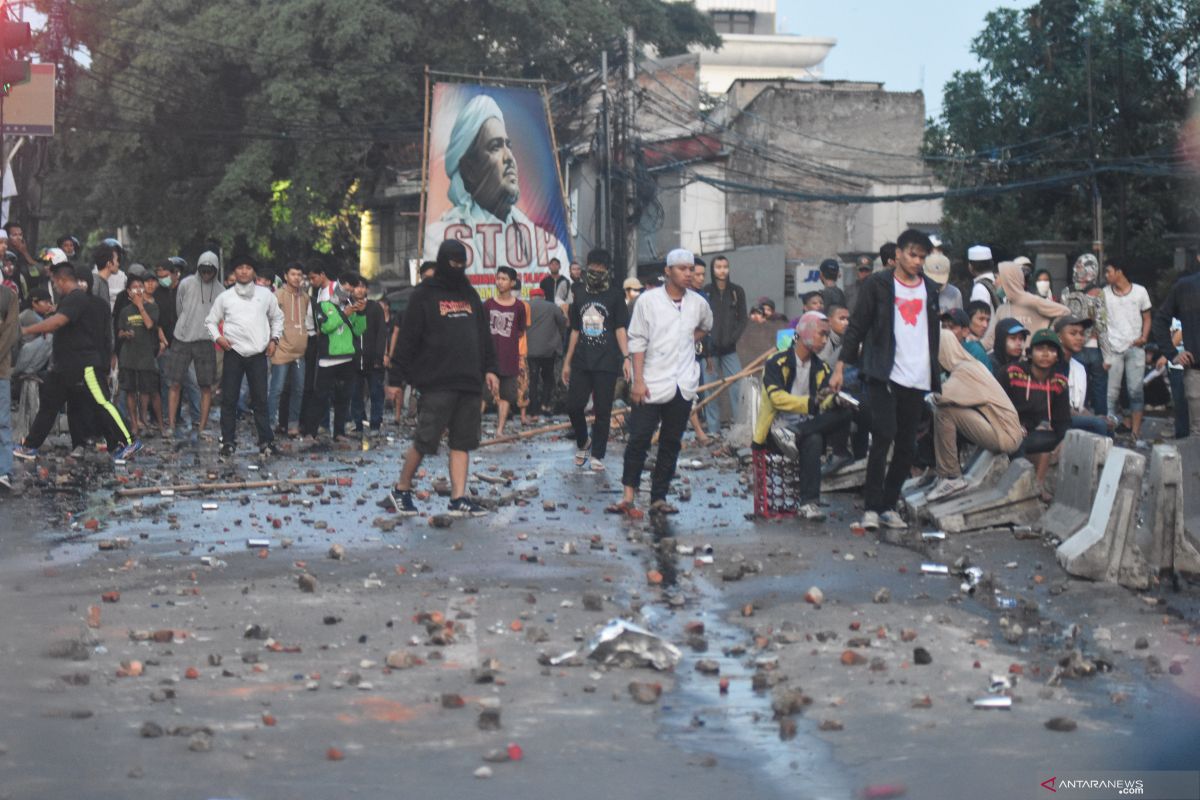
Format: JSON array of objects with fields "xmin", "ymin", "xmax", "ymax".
[
  {"xmin": 569, "ymin": 285, "xmax": 627, "ymax": 373},
  {"xmin": 53, "ymin": 289, "xmax": 108, "ymax": 375}
]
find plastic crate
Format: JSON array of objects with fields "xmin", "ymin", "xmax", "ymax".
[{"xmin": 752, "ymin": 448, "xmax": 801, "ymax": 518}]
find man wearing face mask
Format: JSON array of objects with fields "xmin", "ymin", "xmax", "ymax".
[
  {"xmin": 424, "ymin": 94, "xmax": 569, "ymax": 273},
  {"xmin": 205, "ymin": 256, "xmax": 284, "ymax": 458},
  {"xmin": 1060, "ymin": 253, "xmax": 1110, "ymax": 416},
  {"xmin": 561, "ymin": 249, "xmax": 630, "ymax": 472},
  {"xmin": 390, "ymin": 240, "xmax": 500, "ymax": 518}
]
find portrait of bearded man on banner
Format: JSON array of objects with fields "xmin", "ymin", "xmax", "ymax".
[{"xmin": 424, "ymin": 92, "xmax": 570, "ymax": 282}]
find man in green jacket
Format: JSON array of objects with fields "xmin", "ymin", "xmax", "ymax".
[{"xmin": 303, "ymin": 271, "xmax": 367, "ymax": 441}]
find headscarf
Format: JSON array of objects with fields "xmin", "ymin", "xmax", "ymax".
[
  {"xmin": 1072, "ymin": 254, "xmax": 1100, "ymax": 292},
  {"xmin": 795, "ymin": 310, "xmax": 828, "ymax": 350},
  {"xmin": 445, "ymin": 94, "xmax": 505, "ymax": 209}
]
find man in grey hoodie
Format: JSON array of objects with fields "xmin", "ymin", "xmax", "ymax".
[{"xmin": 164, "ymin": 251, "xmax": 221, "ymax": 437}]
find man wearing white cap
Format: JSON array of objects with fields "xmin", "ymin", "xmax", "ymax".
[
  {"xmin": 612, "ymin": 248, "xmax": 712, "ymax": 518},
  {"xmin": 923, "ymin": 252, "xmax": 962, "ymax": 313},
  {"xmin": 968, "ymin": 245, "xmax": 1001, "ymax": 312}
]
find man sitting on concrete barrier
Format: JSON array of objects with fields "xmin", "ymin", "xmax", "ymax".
[
  {"xmin": 1053, "ymin": 314, "xmax": 1110, "ymax": 437},
  {"xmin": 1000, "ymin": 329, "xmax": 1072, "ymax": 500},
  {"xmin": 753, "ymin": 311, "xmax": 849, "ymax": 521},
  {"xmin": 926, "ymin": 329, "xmax": 1023, "ymax": 502}
]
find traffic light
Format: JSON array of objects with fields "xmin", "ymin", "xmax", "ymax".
[{"xmin": 0, "ymin": 19, "xmax": 31, "ymax": 96}]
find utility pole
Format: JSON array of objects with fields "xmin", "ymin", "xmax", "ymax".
[
  {"xmin": 1085, "ymin": 29, "xmax": 1104, "ymax": 266},
  {"xmin": 598, "ymin": 50, "xmax": 610, "ymax": 253},
  {"xmin": 623, "ymin": 27, "xmax": 637, "ymax": 280}
]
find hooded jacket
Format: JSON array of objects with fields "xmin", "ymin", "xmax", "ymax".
[
  {"xmin": 982, "ymin": 261, "xmax": 1069, "ymax": 351},
  {"xmin": 839, "ymin": 269, "xmax": 942, "ymax": 391},
  {"xmin": 272, "ymin": 282, "xmax": 313, "ymax": 365},
  {"xmin": 753, "ymin": 345, "xmax": 831, "ymax": 446},
  {"xmin": 934, "ymin": 329, "xmax": 1023, "ymax": 454},
  {"xmin": 391, "ymin": 241, "xmax": 498, "ymax": 393},
  {"xmin": 991, "ymin": 317, "xmax": 1031, "ymax": 382},
  {"xmin": 1001, "ymin": 358, "xmax": 1071, "ymax": 440}
]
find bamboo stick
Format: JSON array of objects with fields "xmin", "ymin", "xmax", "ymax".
[
  {"xmin": 116, "ymin": 476, "xmax": 328, "ymax": 498},
  {"xmin": 480, "ymin": 347, "xmax": 775, "ymax": 447}
]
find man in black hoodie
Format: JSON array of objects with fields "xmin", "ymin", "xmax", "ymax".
[
  {"xmin": 389, "ymin": 240, "xmax": 499, "ymax": 517},
  {"xmin": 349, "ymin": 274, "xmax": 388, "ymax": 434},
  {"xmin": 831, "ymin": 229, "xmax": 939, "ymax": 531}
]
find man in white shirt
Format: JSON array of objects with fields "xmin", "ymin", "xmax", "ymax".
[
  {"xmin": 205, "ymin": 256, "xmax": 284, "ymax": 458},
  {"xmin": 613, "ymin": 248, "xmax": 713, "ymax": 518},
  {"xmin": 1102, "ymin": 259, "xmax": 1152, "ymax": 444},
  {"xmin": 967, "ymin": 245, "xmax": 1001, "ymax": 312},
  {"xmin": 831, "ymin": 229, "xmax": 940, "ymax": 531},
  {"xmin": 1053, "ymin": 315, "xmax": 1109, "ymax": 437}
]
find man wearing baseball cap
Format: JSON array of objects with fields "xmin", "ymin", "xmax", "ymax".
[
  {"xmin": 924, "ymin": 252, "xmax": 962, "ymax": 313},
  {"xmin": 614, "ymin": 247, "xmax": 712, "ymax": 518},
  {"xmin": 818, "ymin": 259, "xmax": 846, "ymax": 312}
]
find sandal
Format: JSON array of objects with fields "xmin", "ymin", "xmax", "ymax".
[
  {"xmin": 605, "ymin": 501, "xmax": 644, "ymax": 520},
  {"xmin": 649, "ymin": 500, "xmax": 679, "ymax": 515}
]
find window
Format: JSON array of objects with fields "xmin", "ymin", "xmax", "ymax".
[{"xmin": 709, "ymin": 10, "xmax": 755, "ymax": 34}]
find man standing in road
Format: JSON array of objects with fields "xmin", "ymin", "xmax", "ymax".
[
  {"xmin": 831, "ymin": 229, "xmax": 940, "ymax": 531},
  {"xmin": 269, "ymin": 261, "xmax": 313, "ymax": 437},
  {"xmin": 1102, "ymin": 258, "xmax": 1153, "ymax": 445},
  {"xmin": 165, "ymin": 251, "xmax": 221, "ymax": 439},
  {"xmin": 16, "ymin": 263, "xmax": 138, "ymax": 461},
  {"xmin": 1153, "ymin": 268, "xmax": 1200, "ymax": 438},
  {"xmin": 525, "ymin": 286, "xmax": 566, "ymax": 418},
  {"xmin": 390, "ymin": 240, "xmax": 499, "ymax": 518},
  {"xmin": 703, "ymin": 254, "xmax": 748, "ymax": 435},
  {"xmin": 614, "ymin": 248, "xmax": 712, "ymax": 517},
  {"xmin": 562, "ymin": 249, "xmax": 629, "ymax": 472},
  {"xmin": 205, "ymin": 256, "xmax": 283, "ymax": 458}
]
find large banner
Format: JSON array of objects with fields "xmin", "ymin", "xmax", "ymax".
[{"xmin": 422, "ymin": 83, "xmax": 572, "ymax": 295}]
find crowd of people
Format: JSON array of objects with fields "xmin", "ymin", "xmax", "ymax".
[{"xmin": 0, "ymin": 222, "xmax": 1196, "ymax": 528}]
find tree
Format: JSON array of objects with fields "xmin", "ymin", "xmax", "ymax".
[
  {"xmin": 924, "ymin": 0, "xmax": 1200, "ymax": 280},
  {"xmin": 29, "ymin": 0, "xmax": 718, "ymax": 264}
]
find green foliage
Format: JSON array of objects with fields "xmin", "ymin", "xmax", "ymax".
[
  {"xmin": 924, "ymin": 0, "xmax": 1200, "ymax": 279},
  {"xmin": 37, "ymin": 0, "xmax": 717, "ymax": 264}
]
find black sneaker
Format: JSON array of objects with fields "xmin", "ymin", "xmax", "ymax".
[
  {"xmin": 447, "ymin": 496, "xmax": 488, "ymax": 517},
  {"xmin": 391, "ymin": 489, "xmax": 419, "ymax": 517},
  {"xmin": 219, "ymin": 443, "xmax": 235, "ymax": 458}
]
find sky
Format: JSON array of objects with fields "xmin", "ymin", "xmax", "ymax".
[{"xmin": 776, "ymin": 0, "xmax": 1036, "ymax": 119}]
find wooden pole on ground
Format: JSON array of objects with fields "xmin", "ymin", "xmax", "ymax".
[{"xmin": 116, "ymin": 476, "xmax": 328, "ymax": 498}]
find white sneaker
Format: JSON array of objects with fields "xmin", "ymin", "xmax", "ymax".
[
  {"xmin": 879, "ymin": 510, "xmax": 908, "ymax": 529},
  {"xmin": 926, "ymin": 476, "xmax": 969, "ymax": 502},
  {"xmin": 861, "ymin": 511, "xmax": 880, "ymax": 531},
  {"xmin": 798, "ymin": 503, "xmax": 825, "ymax": 521},
  {"xmin": 589, "ymin": 457, "xmax": 606, "ymax": 472}
]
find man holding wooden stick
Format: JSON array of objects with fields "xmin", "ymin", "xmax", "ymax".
[{"xmin": 613, "ymin": 248, "xmax": 712, "ymax": 518}]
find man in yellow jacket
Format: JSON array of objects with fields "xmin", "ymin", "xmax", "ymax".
[{"xmin": 754, "ymin": 311, "xmax": 846, "ymax": 520}]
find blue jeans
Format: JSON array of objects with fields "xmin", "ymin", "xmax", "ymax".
[
  {"xmin": 1071, "ymin": 414, "xmax": 1110, "ymax": 437},
  {"xmin": 1107, "ymin": 346, "xmax": 1146, "ymax": 414},
  {"xmin": 269, "ymin": 358, "xmax": 305, "ymax": 430},
  {"xmin": 351, "ymin": 368, "xmax": 385, "ymax": 431},
  {"xmin": 1073, "ymin": 348, "xmax": 1107, "ymax": 416},
  {"xmin": 704, "ymin": 351, "xmax": 742, "ymax": 432},
  {"xmin": 0, "ymin": 377, "xmax": 12, "ymax": 476}
]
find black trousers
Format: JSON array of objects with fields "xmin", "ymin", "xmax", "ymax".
[
  {"xmin": 863, "ymin": 379, "xmax": 927, "ymax": 513},
  {"xmin": 527, "ymin": 356, "xmax": 557, "ymax": 415},
  {"xmin": 788, "ymin": 407, "xmax": 854, "ymax": 503},
  {"xmin": 307, "ymin": 361, "xmax": 355, "ymax": 438},
  {"xmin": 621, "ymin": 389, "xmax": 691, "ymax": 503},
  {"xmin": 221, "ymin": 350, "xmax": 272, "ymax": 447},
  {"xmin": 1016, "ymin": 428, "xmax": 1065, "ymax": 457},
  {"xmin": 25, "ymin": 367, "xmax": 131, "ymax": 452},
  {"xmin": 567, "ymin": 368, "xmax": 617, "ymax": 458}
]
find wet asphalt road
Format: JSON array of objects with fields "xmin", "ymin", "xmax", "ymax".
[{"xmin": 0, "ymin": 419, "xmax": 1197, "ymax": 800}]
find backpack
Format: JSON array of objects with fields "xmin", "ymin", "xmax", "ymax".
[{"xmin": 974, "ymin": 276, "xmax": 1004, "ymax": 310}]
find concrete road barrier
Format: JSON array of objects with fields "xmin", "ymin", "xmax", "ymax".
[
  {"xmin": 927, "ymin": 458, "xmax": 1040, "ymax": 533},
  {"xmin": 1141, "ymin": 444, "xmax": 1200, "ymax": 578},
  {"xmin": 1040, "ymin": 430, "xmax": 1113, "ymax": 540}
]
